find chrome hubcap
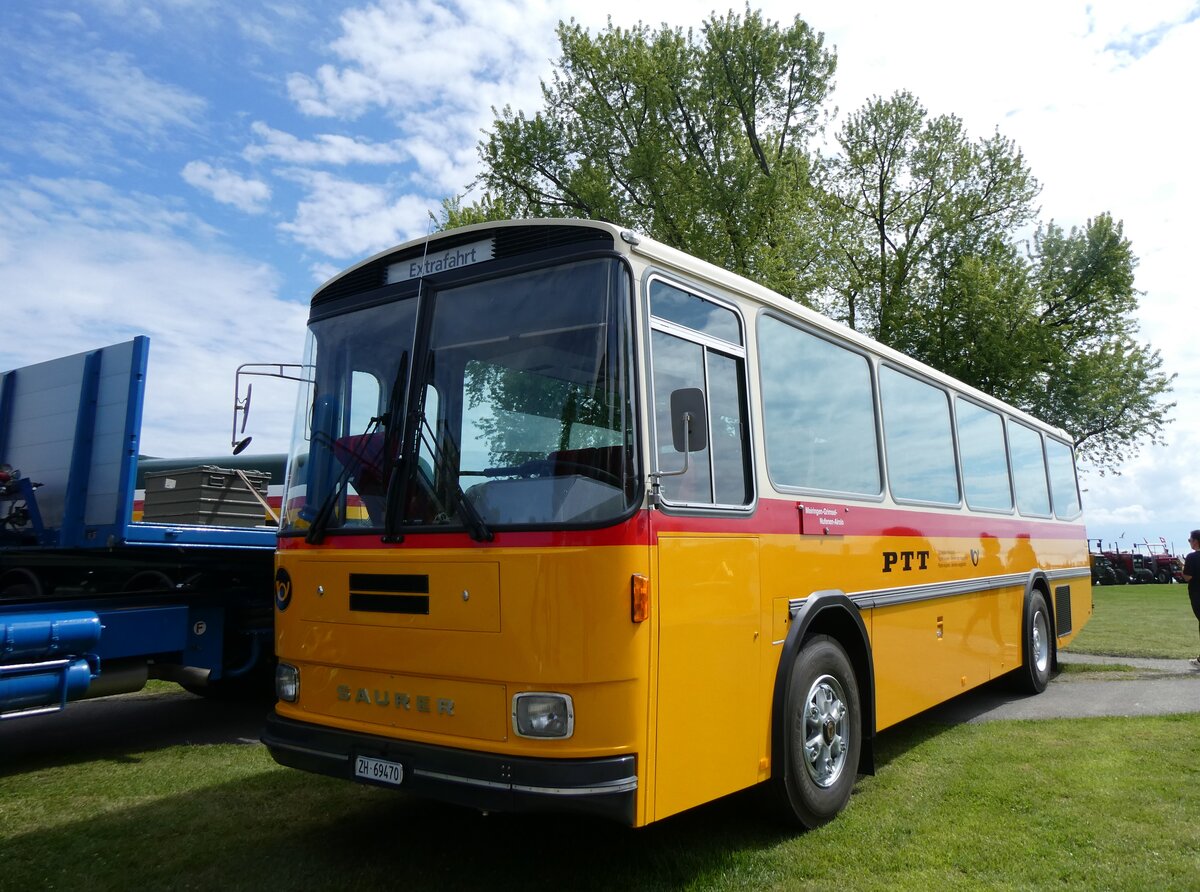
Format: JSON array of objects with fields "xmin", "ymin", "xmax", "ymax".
[
  {"xmin": 1032, "ymin": 607, "xmax": 1049, "ymax": 674},
  {"xmin": 802, "ymin": 674, "xmax": 849, "ymax": 788}
]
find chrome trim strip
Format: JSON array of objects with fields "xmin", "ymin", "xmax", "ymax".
[
  {"xmin": 851, "ymin": 572, "xmax": 1029, "ymax": 609},
  {"xmin": 511, "ymin": 777, "xmax": 640, "ymax": 797},
  {"xmin": 788, "ymin": 567, "xmax": 1091, "ymax": 613},
  {"xmin": 413, "ymin": 769, "xmax": 511, "ymax": 791},
  {"xmin": 412, "ymin": 768, "xmax": 638, "ymax": 797},
  {"xmin": 1046, "ymin": 567, "xmax": 1092, "ymax": 582}
]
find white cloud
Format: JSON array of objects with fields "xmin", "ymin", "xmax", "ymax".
[
  {"xmin": 0, "ymin": 41, "xmax": 206, "ymax": 170},
  {"xmin": 0, "ymin": 177, "xmax": 307, "ymax": 457},
  {"xmin": 282, "ymin": 0, "xmax": 557, "ymax": 194},
  {"xmin": 40, "ymin": 50, "xmax": 204, "ymax": 138},
  {"xmin": 181, "ymin": 161, "xmax": 272, "ymax": 213},
  {"xmin": 10, "ymin": 176, "xmax": 218, "ymax": 237},
  {"xmin": 244, "ymin": 122, "xmax": 408, "ymax": 166},
  {"xmin": 277, "ymin": 169, "xmax": 438, "ymax": 259}
]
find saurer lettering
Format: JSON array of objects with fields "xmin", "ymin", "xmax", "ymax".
[{"xmin": 337, "ymin": 684, "xmax": 454, "ymax": 715}]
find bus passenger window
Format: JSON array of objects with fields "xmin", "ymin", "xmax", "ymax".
[
  {"xmin": 1045, "ymin": 438, "xmax": 1082, "ymax": 520},
  {"xmin": 880, "ymin": 367, "xmax": 959, "ymax": 505},
  {"xmin": 1008, "ymin": 421, "xmax": 1051, "ymax": 516},
  {"xmin": 956, "ymin": 399, "xmax": 1013, "ymax": 512},
  {"xmin": 758, "ymin": 317, "xmax": 880, "ymax": 496}
]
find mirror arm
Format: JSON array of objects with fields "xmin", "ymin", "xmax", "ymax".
[
  {"xmin": 231, "ymin": 363, "xmax": 310, "ymax": 453},
  {"xmin": 649, "ymin": 411, "xmax": 692, "ymax": 505}
]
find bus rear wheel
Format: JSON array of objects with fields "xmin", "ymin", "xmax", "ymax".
[
  {"xmin": 775, "ymin": 635, "xmax": 861, "ymax": 828},
  {"xmin": 1016, "ymin": 590, "xmax": 1052, "ymax": 694}
]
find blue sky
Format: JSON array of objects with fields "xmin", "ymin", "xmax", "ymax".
[{"xmin": 2, "ymin": 0, "xmax": 1198, "ymax": 552}]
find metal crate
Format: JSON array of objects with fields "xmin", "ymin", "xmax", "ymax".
[{"xmin": 142, "ymin": 466, "xmax": 271, "ymax": 527}]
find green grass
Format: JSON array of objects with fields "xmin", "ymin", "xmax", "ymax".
[
  {"xmin": 1056, "ymin": 661, "xmax": 1143, "ymax": 676},
  {"xmin": 3, "ymin": 715, "xmax": 1198, "ymax": 891},
  {"xmin": 2, "ymin": 583, "xmax": 1198, "ymax": 891},
  {"xmin": 1067, "ymin": 584, "xmax": 1199, "ymax": 659}
]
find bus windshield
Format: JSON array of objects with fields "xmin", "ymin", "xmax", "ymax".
[{"xmin": 283, "ymin": 257, "xmax": 638, "ymax": 536}]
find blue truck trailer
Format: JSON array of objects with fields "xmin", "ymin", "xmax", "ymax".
[{"xmin": 0, "ymin": 337, "xmax": 283, "ymax": 719}]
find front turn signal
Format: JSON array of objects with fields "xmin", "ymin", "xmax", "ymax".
[{"xmin": 631, "ymin": 574, "xmax": 650, "ymax": 623}]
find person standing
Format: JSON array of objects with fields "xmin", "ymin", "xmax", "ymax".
[{"xmin": 1182, "ymin": 530, "xmax": 1200, "ymax": 668}]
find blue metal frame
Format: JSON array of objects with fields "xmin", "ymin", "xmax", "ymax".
[
  {"xmin": 1, "ymin": 338, "xmax": 277, "ymax": 718},
  {"xmin": 60, "ymin": 349, "xmax": 103, "ymax": 547}
]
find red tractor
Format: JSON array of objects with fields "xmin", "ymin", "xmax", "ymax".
[
  {"xmin": 1135, "ymin": 538, "xmax": 1184, "ymax": 584},
  {"xmin": 1091, "ymin": 540, "xmax": 1154, "ymax": 584}
]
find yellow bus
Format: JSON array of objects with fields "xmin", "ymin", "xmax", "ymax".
[{"xmin": 263, "ymin": 219, "xmax": 1091, "ymax": 828}]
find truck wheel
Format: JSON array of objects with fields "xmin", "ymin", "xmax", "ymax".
[
  {"xmin": 1015, "ymin": 591, "xmax": 1052, "ymax": 694},
  {"xmin": 0, "ymin": 568, "xmax": 44, "ymax": 598},
  {"xmin": 122, "ymin": 570, "xmax": 175, "ymax": 592},
  {"xmin": 182, "ymin": 670, "xmax": 274, "ymax": 701},
  {"xmin": 775, "ymin": 635, "xmax": 861, "ymax": 828}
]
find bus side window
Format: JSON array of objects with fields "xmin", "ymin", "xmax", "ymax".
[
  {"xmin": 1008, "ymin": 421, "xmax": 1052, "ymax": 517},
  {"xmin": 1045, "ymin": 438, "xmax": 1082, "ymax": 520},
  {"xmin": 649, "ymin": 280, "xmax": 751, "ymax": 508},
  {"xmin": 757, "ymin": 316, "xmax": 881, "ymax": 497}
]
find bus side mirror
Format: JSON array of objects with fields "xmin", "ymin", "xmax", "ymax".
[
  {"xmin": 670, "ymin": 388, "xmax": 708, "ymax": 453},
  {"xmin": 230, "ymin": 362, "xmax": 310, "ymax": 454}
]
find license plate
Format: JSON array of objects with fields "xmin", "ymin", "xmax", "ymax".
[{"xmin": 355, "ymin": 756, "xmax": 404, "ymax": 785}]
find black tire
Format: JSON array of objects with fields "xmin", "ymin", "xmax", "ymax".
[
  {"xmin": 181, "ymin": 661, "xmax": 276, "ymax": 701},
  {"xmin": 122, "ymin": 570, "xmax": 175, "ymax": 592},
  {"xmin": 1015, "ymin": 590, "xmax": 1053, "ymax": 694},
  {"xmin": 1157, "ymin": 570, "xmax": 1170, "ymax": 585},
  {"xmin": 775, "ymin": 635, "xmax": 861, "ymax": 828},
  {"xmin": 0, "ymin": 567, "xmax": 43, "ymax": 598}
]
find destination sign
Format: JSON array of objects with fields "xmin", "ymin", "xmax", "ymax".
[{"xmin": 386, "ymin": 238, "xmax": 495, "ymax": 284}]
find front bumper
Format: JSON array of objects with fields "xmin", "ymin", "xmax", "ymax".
[{"xmin": 262, "ymin": 713, "xmax": 638, "ymax": 825}]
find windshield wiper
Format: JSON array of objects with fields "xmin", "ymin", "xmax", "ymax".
[
  {"xmin": 304, "ymin": 416, "xmax": 380, "ymax": 545},
  {"xmin": 419, "ymin": 417, "xmax": 492, "ymax": 542},
  {"xmin": 380, "ymin": 352, "xmax": 413, "ymax": 543},
  {"xmin": 307, "ymin": 352, "xmax": 408, "ymax": 546}
]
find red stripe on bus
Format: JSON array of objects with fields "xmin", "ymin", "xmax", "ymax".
[
  {"xmin": 650, "ymin": 498, "xmax": 1086, "ymax": 541},
  {"xmin": 277, "ymin": 498, "xmax": 1085, "ymax": 550}
]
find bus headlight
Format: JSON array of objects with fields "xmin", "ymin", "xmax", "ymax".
[
  {"xmin": 276, "ymin": 662, "xmax": 300, "ymax": 702},
  {"xmin": 512, "ymin": 692, "xmax": 574, "ymax": 739}
]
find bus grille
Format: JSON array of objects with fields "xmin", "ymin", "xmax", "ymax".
[{"xmin": 1054, "ymin": 585, "xmax": 1073, "ymax": 637}]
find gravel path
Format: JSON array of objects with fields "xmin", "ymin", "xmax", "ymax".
[{"xmin": 916, "ymin": 650, "xmax": 1200, "ymax": 724}]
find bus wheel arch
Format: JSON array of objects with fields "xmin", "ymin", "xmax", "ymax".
[{"xmin": 769, "ymin": 592, "xmax": 875, "ymax": 827}]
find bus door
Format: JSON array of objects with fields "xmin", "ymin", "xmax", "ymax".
[{"xmin": 645, "ymin": 279, "xmax": 761, "ymax": 821}]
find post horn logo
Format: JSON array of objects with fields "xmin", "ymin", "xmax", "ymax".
[{"xmin": 275, "ymin": 568, "xmax": 292, "ymax": 611}]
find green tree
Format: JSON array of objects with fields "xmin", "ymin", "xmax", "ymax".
[
  {"xmin": 1021, "ymin": 215, "xmax": 1174, "ymax": 471},
  {"xmin": 915, "ymin": 237, "xmax": 1046, "ymax": 400},
  {"xmin": 451, "ymin": 13, "xmax": 1172, "ymax": 475},
  {"xmin": 817, "ymin": 90, "xmax": 1040, "ymax": 346},
  {"xmin": 817, "ymin": 93, "xmax": 1171, "ymax": 471},
  {"xmin": 458, "ymin": 6, "xmax": 836, "ymax": 298}
]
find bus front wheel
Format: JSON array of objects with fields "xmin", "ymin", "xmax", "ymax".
[
  {"xmin": 1016, "ymin": 590, "xmax": 1053, "ymax": 694},
  {"xmin": 775, "ymin": 635, "xmax": 861, "ymax": 828}
]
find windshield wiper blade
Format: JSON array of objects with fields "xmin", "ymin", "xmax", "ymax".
[
  {"xmin": 304, "ymin": 417, "xmax": 380, "ymax": 545},
  {"xmin": 308, "ymin": 351, "xmax": 407, "ymax": 546},
  {"xmin": 380, "ymin": 352, "xmax": 411, "ymax": 543},
  {"xmin": 453, "ymin": 477, "xmax": 493, "ymax": 542},
  {"xmin": 420, "ymin": 417, "xmax": 492, "ymax": 542}
]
